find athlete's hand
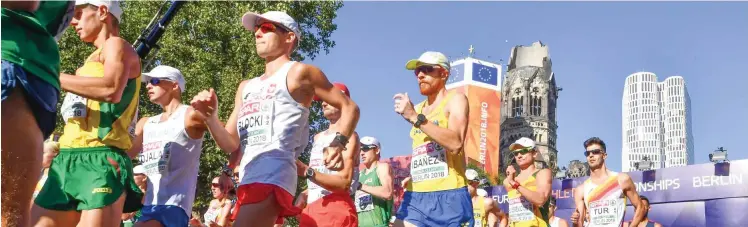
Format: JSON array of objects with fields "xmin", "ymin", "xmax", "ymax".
[
  {"xmin": 401, "ymin": 176, "xmax": 411, "ymax": 189},
  {"xmin": 393, "ymin": 93, "xmax": 417, "ymax": 123},
  {"xmin": 190, "ymin": 88, "xmax": 218, "ymax": 118},
  {"xmin": 189, "ymin": 216, "xmax": 202, "ymax": 226},
  {"xmin": 296, "ymin": 160, "xmax": 309, "ymax": 176},
  {"xmin": 323, "ymin": 145, "xmax": 344, "ymax": 171},
  {"xmin": 505, "ymin": 165, "xmax": 517, "ymax": 180},
  {"xmin": 570, "ymin": 210, "xmax": 579, "ymax": 224}
]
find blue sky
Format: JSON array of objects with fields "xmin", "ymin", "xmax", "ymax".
[{"xmin": 308, "ymin": 2, "xmax": 748, "ymax": 172}]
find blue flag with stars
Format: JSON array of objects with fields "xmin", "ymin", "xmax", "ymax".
[{"xmin": 472, "ymin": 63, "xmax": 498, "ymax": 86}]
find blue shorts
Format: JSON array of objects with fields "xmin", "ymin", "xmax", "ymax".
[
  {"xmin": 137, "ymin": 205, "xmax": 189, "ymax": 227},
  {"xmin": 1, "ymin": 60, "xmax": 58, "ymax": 139},
  {"xmin": 396, "ymin": 187, "xmax": 474, "ymax": 227}
]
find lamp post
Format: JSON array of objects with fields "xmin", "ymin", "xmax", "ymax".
[{"xmin": 635, "ymin": 156, "xmax": 653, "ymax": 171}]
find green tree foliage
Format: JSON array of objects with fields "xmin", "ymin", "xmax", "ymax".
[{"xmin": 54, "ymin": 1, "xmax": 343, "ymax": 223}]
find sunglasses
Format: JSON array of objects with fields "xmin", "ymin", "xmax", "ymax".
[
  {"xmin": 584, "ymin": 149, "xmax": 604, "ymax": 157},
  {"xmin": 147, "ymin": 78, "xmax": 175, "ymax": 86},
  {"xmin": 361, "ymin": 145, "xmax": 377, "ymax": 152},
  {"xmin": 255, "ymin": 22, "xmax": 288, "ymax": 34},
  {"xmin": 512, "ymin": 147, "xmax": 533, "ymax": 156},
  {"xmin": 211, "ymin": 183, "xmax": 220, "ymax": 188},
  {"xmin": 414, "ymin": 65, "xmax": 441, "ymax": 76}
]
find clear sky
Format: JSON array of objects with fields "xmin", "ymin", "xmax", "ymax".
[{"xmin": 308, "ymin": 2, "xmax": 748, "ymax": 172}]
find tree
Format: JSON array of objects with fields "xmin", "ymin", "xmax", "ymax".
[{"xmin": 55, "ymin": 1, "xmax": 343, "ymax": 225}]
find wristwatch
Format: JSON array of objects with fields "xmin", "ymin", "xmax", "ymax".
[
  {"xmin": 333, "ymin": 132, "xmax": 349, "ymax": 149},
  {"xmin": 413, "ymin": 114, "xmax": 427, "ymax": 128},
  {"xmin": 305, "ymin": 168, "xmax": 315, "ymax": 179}
]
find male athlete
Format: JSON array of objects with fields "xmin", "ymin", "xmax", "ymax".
[
  {"xmin": 393, "ymin": 51, "xmax": 473, "ymax": 227},
  {"xmin": 548, "ymin": 198, "xmax": 569, "ymax": 227},
  {"xmin": 126, "ymin": 65, "xmax": 207, "ymax": 227},
  {"xmin": 355, "ymin": 136, "xmax": 394, "ymax": 227},
  {"xmin": 1, "ymin": 1, "xmax": 73, "ymax": 225},
  {"xmin": 295, "ymin": 82, "xmax": 360, "ymax": 227},
  {"xmin": 190, "ymin": 10, "xmax": 359, "ymax": 227},
  {"xmin": 572, "ymin": 137, "xmax": 643, "ymax": 227},
  {"xmin": 622, "ymin": 196, "xmax": 661, "ymax": 227},
  {"xmin": 503, "ymin": 137, "xmax": 552, "ymax": 227},
  {"xmin": 466, "ymin": 169, "xmax": 507, "ymax": 227},
  {"xmin": 32, "ymin": 1, "xmax": 144, "ymax": 226}
]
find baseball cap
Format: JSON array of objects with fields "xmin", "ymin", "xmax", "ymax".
[
  {"xmin": 242, "ymin": 11, "xmax": 301, "ymax": 43},
  {"xmin": 75, "ymin": 0, "xmax": 123, "ymax": 23},
  {"xmin": 509, "ymin": 137, "xmax": 536, "ymax": 151},
  {"xmin": 405, "ymin": 51, "xmax": 451, "ymax": 71},
  {"xmin": 466, "ymin": 169, "xmax": 479, "ymax": 181},
  {"xmin": 313, "ymin": 82, "xmax": 350, "ymax": 102},
  {"xmin": 360, "ymin": 136, "xmax": 380, "ymax": 149},
  {"xmin": 477, "ymin": 188, "xmax": 488, "ymax": 197},
  {"xmin": 133, "ymin": 165, "xmax": 145, "ymax": 175},
  {"xmin": 142, "ymin": 65, "xmax": 186, "ymax": 92}
]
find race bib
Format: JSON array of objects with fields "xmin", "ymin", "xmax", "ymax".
[
  {"xmin": 128, "ymin": 107, "xmax": 139, "ymax": 138},
  {"xmin": 139, "ymin": 142, "xmax": 172, "ymax": 176},
  {"xmin": 355, "ymin": 190, "xmax": 374, "ymax": 213},
  {"xmin": 238, "ymin": 100, "xmax": 274, "ymax": 148},
  {"xmin": 410, "ymin": 142, "xmax": 448, "ymax": 183},
  {"xmin": 589, "ymin": 199, "xmax": 620, "ymax": 225},
  {"xmin": 204, "ymin": 208, "xmax": 219, "ymax": 224},
  {"xmin": 508, "ymin": 196, "xmax": 535, "ymax": 222},
  {"xmin": 61, "ymin": 93, "xmax": 88, "ymax": 122}
]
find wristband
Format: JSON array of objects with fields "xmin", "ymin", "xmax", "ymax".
[{"xmin": 511, "ymin": 181, "xmax": 520, "ymax": 190}]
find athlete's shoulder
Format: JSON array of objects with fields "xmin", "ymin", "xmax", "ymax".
[
  {"xmin": 377, "ymin": 160, "xmax": 391, "ymax": 170},
  {"xmin": 289, "ymin": 62, "xmax": 323, "ymax": 77},
  {"xmin": 446, "ymin": 91, "xmax": 468, "ymax": 110},
  {"xmin": 103, "ymin": 36, "xmax": 135, "ymax": 52}
]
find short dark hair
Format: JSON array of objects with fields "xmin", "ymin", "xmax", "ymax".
[
  {"xmin": 583, "ymin": 137, "xmax": 607, "ymax": 151},
  {"xmin": 640, "ymin": 196, "xmax": 650, "ymax": 203}
]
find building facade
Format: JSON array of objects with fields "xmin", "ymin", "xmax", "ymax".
[
  {"xmin": 622, "ymin": 72, "xmax": 694, "ymax": 172},
  {"xmin": 500, "ymin": 41, "xmax": 560, "ymax": 171}
]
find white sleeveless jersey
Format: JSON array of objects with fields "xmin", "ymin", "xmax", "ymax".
[
  {"xmin": 549, "ymin": 216, "xmax": 560, "ymax": 227},
  {"xmin": 306, "ymin": 131, "xmax": 360, "ymax": 204},
  {"xmin": 237, "ymin": 61, "xmax": 310, "ymax": 195},
  {"xmin": 583, "ymin": 172, "xmax": 627, "ymax": 227},
  {"xmin": 139, "ymin": 105, "xmax": 204, "ymax": 217}
]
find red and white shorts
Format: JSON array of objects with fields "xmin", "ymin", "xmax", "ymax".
[
  {"xmin": 231, "ymin": 183, "xmax": 301, "ymax": 224},
  {"xmin": 299, "ymin": 192, "xmax": 358, "ymax": 227}
]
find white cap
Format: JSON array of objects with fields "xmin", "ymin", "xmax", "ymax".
[
  {"xmin": 75, "ymin": 0, "xmax": 123, "ymax": 23},
  {"xmin": 241, "ymin": 11, "xmax": 301, "ymax": 43},
  {"xmin": 133, "ymin": 165, "xmax": 145, "ymax": 175},
  {"xmin": 509, "ymin": 137, "xmax": 536, "ymax": 151},
  {"xmin": 360, "ymin": 136, "xmax": 380, "ymax": 148},
  {"xmin": 142, "ymin": 65, "xmax": 186, "ymax": 92},
  {"xmin": 405, "ymin": 51, "xmax": 451, "ymax": 71},
  {"xmin": 477, "ymin": 189, "xmax": 488, "ymax": 197},
  {"xmin": 466, "ymin": 169, "xmax": 479, "ymax": 181}
]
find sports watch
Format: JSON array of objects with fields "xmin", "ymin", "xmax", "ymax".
[
  {"xmin": 305, "ymin": 167, "xmax": 315, "ymax": 178},
  {"xmin": 413, "ymin": 114, "xmax": 427, "ymax": 128},
  {"xmin": 333, "ymin": 132, "xmax": 349, "ymax": 150}
]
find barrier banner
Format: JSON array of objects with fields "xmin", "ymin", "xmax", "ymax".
[{"xmin": 382, "ymin": 156, "xmax": 412, "ymax": 214}]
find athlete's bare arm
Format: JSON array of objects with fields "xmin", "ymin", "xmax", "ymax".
[
  {"xmin": 515, "ymin": 168, "xmax": 552, "ymax": 207},
  {"xmin": 184, "ymin": 107, "xmax": 209, "ymax": 140},
  {"xmin": 394, "ymin": 92, "xmax": 469, "ymax": 154},
  {"xmin": 486, "ymin": 197, "xmax": 507, "ymax": 227},
  {"xmin": 191, "ymin": 80, "xmax": 247, "ymax": 154},
  {"xmin": 297, "ymin": 132, "xmax": 360, "ymax": 192},
  {"xmin": 572, "ymin": 185, "xmax": 586, "ymax": 227},
  {"xmin": 126, "ymin": 118, "xmax": 148, "ymax": 159},
  {"xmin": 1, "ymin": 1, "xmax": 39, "ymax": 12},
  {"xmin": 61, "ymin": 37, "xmax": 140, "ymax": 103},
  {"xmin": 300, "ymin": 64, "xmax": 360, "ymax": 138},
  {"xmin": 620, "ymin": 173, "xmax": 644, "ymax": 227},
  {"xmin": 361, "ymin": 162, "xmax": 394, "ymax": 200}
]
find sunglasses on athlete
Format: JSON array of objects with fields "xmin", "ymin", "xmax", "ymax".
[
  {"xmin": 361, "ymin": 145, "xmax": 378, "ymax": 152},
  {"xmin": 511, "ymin": 147, "xmax": 533, "ymax": 156},
  {"xmin": 584, "ymin": 149, "xmax": 604, "ymax": 157},
  {"xmin": 255, "ymin": 22, "xmax": 288, "ymax": 34},
  {"xmin": 414, "ymin": 65, "xmax": 442, "ymax": 76},
  {"xmin": 147, "ymin": 78, "xmax": 176, "ymax": 86}
]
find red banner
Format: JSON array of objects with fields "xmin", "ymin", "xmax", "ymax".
[{"xmin": 448, "ymin": 85, "xmax": 502, "ymax": 184}]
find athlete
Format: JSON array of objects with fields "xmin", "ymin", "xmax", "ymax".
[
  {"xmin": 572, "ymin": 137, "xmax": 644, "ymax": 227},
  {"xmin": 31, "ymin": 1, "xmax": 144, "ymax": 226},
  {"xmin": 125, "ymin": 65, "xmax": 207, "ymax": 227},
  {"xmin": 355, "ymin": 136, "xmax": 394, "ymax": 227},
  {"xmin": 547, "ymin": 198, "xmax": 569, "ymax": 227},
  {"xmin": 188, "ymin": 175, "xmax": 234, "ymax": 227},
  {"xmin": 466, "ymin": 169, "xmax": 507, "ymax": 227},
  {"xmin": 189, "ymin": 10, "xmax": 360, "ymax": 227},
  {"xmin": 295, "ymin": 82, "xmax": 360, "ymax": 227},
  {"xmin": 122, "ymin": 165, "xmax": 147, "ymax": 227},
  {"xmin": 622, "ymin": 196, "xmax": 661, "ymax": 227},
  {"xmin": 503, "ymin": 137, "xmax": 552, "ymax": 227},
  {"xmin": 393, "ymin": 51, "xmax": 473, "ymax": 227},
  {"xmin": 33, "ymin": 138, "xmax": 62, "ymax": 201},
  {"xmin": 1, "ymin": 1, "xmax": 73, "ymax": 225}
]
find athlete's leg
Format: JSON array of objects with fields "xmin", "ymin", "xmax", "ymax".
[
  {"xmin": 77, "ymin": 193, "xmax": 126, "ymax": 227},
  {"xmin": 1, "ymin": 87, "xmax": 43, "ymax": 227},
  {"xmin": 29, "ymin": 205, "xmax": 81, "ymax": 227},
  {"xmin": 233, "ymin": 193, "xmax": 281, "ymax": 227}
]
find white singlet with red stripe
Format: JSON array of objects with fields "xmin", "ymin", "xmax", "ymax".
[
  {"xmin": 236, "ymin": 61, "xmax": 310, "ymax": 195},
  {"xmin": 583, "ymin": 171, "xmax": 627, "ymax": 227}
]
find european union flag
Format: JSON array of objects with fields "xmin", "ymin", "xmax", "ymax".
[
  {"xmin": 472, "ymin": 63, "xmax": 498, "ymax": 86},
  {"xmin": 447, "ymin": 63, "xmax": 464, "ymax": 85}
]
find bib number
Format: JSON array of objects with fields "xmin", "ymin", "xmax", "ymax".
[
  {"xmin": 61, "ymin": 93, "xmax": 88, "ymax": 122},
  {"xmin": 410, "ymin": 142, "xmax": 448, "ymax": 183},
  {"xmin": 589, "ymin": 199, "xmax": 620, "ymax": 225},
  {"xmin": 139, "ymin": 142, "xmax": 172, "ymax": 176},
  {"xmin": 238, "ymin": 101, "xmax": 273, "ymax": 148},
  {"xmin": 355, "ymin": 191, "xmax": 375, "ymax": 213},
  {"xmin": 508, "ymin": 196, "xmax": 535, "ymax": 222}
]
